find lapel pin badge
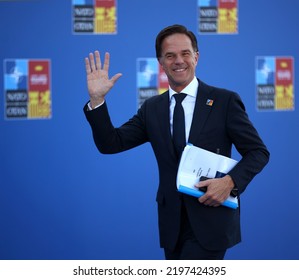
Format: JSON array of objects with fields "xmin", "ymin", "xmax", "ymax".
[{"xmin": 206, "ymin": 99, "xmax": 214, "ymax": 106}]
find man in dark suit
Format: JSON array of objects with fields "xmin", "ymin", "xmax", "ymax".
[{"xmin": 83, "ymin": 24, "xmax": 270, "ymax": 259}]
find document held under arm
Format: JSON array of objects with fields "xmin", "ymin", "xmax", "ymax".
[{"xmin": 176, "ymin": 144, "xmax": 239, "ymax": 209}]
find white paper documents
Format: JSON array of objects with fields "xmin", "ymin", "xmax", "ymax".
[{"xmin": 176, "ymin": 144, "xmax": 239, "ymax": 209}]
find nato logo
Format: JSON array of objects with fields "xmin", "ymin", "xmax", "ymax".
[
  {"xmin": 4, "ymin": 59, "xmax": 52, "ymax": 119},
  {"xmin": 72, "ymin": 0, "xmax": 117, "ymax": 34},
  {"xmin": 198, "ymin": 0, "xmax": 238, "ymax": 34},
  {"xmin": 256, "ymin": 56, "xmax": 294, "ymax": 111},
  {"xmin": 137, "ymin": 58, "xmax": 168, "ymax": 108}
]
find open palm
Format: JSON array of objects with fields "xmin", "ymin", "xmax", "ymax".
[{"xmin": 85, "ymin": 51, "xmax": 122, "ymax": 107}]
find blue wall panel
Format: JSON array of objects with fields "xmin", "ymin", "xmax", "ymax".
[{"xmin": 0, "ymin": 0, "xmax": 298, "ymax": 259}]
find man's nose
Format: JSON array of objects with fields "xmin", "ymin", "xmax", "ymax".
[{"xmin": 174, "ymin": 54, "xmax": 184, "ymax": 63}]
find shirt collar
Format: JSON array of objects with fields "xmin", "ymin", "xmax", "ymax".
[{"xmin": 169, "ymin": 76, "xmax": 198, "ymax": 99}]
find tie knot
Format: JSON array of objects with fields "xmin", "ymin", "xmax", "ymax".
[{"xmin": 174, "ymin": 93, "xmax": 187, "ymax": 104}]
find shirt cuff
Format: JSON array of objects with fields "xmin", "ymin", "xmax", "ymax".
[{"xmin": 87, "ymin": 100, "xmax": 105, "ymax": 111}]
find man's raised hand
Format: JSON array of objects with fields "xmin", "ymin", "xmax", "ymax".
[{"xmin": 85, "ymin": 51, "xmax": 122, "ymax": 109}]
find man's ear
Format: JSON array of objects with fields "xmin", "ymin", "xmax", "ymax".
[
  {"xmin": 158, "ymin": 58, "xmax": 164, "ymax": 69},
  {"xmin": 195, "ymin": 51, "xmax": 200, "ymax": 64}
]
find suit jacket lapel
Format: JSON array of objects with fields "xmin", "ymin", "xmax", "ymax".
[
  {"xmin": 155, "ymin": 91, "xmax": 177, "ymax": 159},
  {"xmin": 188, "ymin": 79, "xmax": 215, "ymax": 145}
]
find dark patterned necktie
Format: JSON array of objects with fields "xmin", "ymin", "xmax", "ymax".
[{"xmin": 173, "ymin": 93, "xmax": 187, "ymax": 158}]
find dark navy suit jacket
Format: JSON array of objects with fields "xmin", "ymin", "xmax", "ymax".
[{"xmin": 84, "ymin": 79, "xmax": 270, "ymax": 251}]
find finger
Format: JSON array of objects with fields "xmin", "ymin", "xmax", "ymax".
[
  {"xmin": 103, "ymin": 52, "xmax": 110, "ymax": 72},
  {"xmin": 95, "ymin": 50, "xmax": 101, "ymax": 70},
  {"xmin": 110, "ymin": 73, "xmax": 122, "ymax": 84},
  {"xmin": 202, "ymin": 195, "xmax": 222, "ymax": 207},
  {"xmin": 195, "ymin": 178, "xmax": 211, "ymax": 188},
  {"xmin": 85, "ymin": 57, "xmax": 91, "ymax": 74},
  {"xmin": 195, "ymin": 182, "xmax": 207, "ymax": 188},
  {"xmin": 198, "ymin": 194, "xmax": 208, "ymax": 204},
  {"xmin": 199, "ymin": 197, "xmax": 211, "ymax": 206},
  {"xmin": 89, "ymin": 52, "xmax": 96, "ymax": 71},
  {"xmin": 198, "ymin": 192, "xmax": 215, "ymax": 204},
  {"xmin": 200, "ymin": 197, "xmax": 218, "ymax": 207},
  {"xmin": 211, "ymin": 203, "xmax": 221, "ymax": 207}
]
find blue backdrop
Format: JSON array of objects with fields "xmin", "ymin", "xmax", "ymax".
[{"xmin": 0, "ymin": 0, "xmax": 298, "ymax": 260}]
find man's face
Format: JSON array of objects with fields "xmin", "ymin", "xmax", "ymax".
[{"xmin": 158, "ymin": 33, "xmax": 199, "ymax": 93}]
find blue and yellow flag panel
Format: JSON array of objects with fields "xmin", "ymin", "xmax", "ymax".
[
  {"xmin": 256, "ymin": 57, "xmax": 294, "ymax": 111},
  {"xmin": 72, "ymin": 0, "xmax": 117, "ymax": 34},
  {"xmin": 198, "ymin": 0, "xmax": 238, "ymax": 34},
  {"xmin": 4, "ymin": 59, "xmax": 51, "ymax": 119}
]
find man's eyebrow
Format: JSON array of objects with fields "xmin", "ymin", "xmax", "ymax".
[
  {"xmin": 164, "ymin": 51, "xmax": 175, "ymax": 55},
  {"xmin": 164, "ymin": 49, "xmax": 192, "ymax": 55}
]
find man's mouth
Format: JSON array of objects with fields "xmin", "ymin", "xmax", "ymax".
[{"xmin": 173, "ymin": 68, "xmax": 186, "ymax": 72}]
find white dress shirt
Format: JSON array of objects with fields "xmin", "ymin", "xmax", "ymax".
[{"xmin": 169, "ymin": 76, "xmax": 198, "ymax": 142}]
